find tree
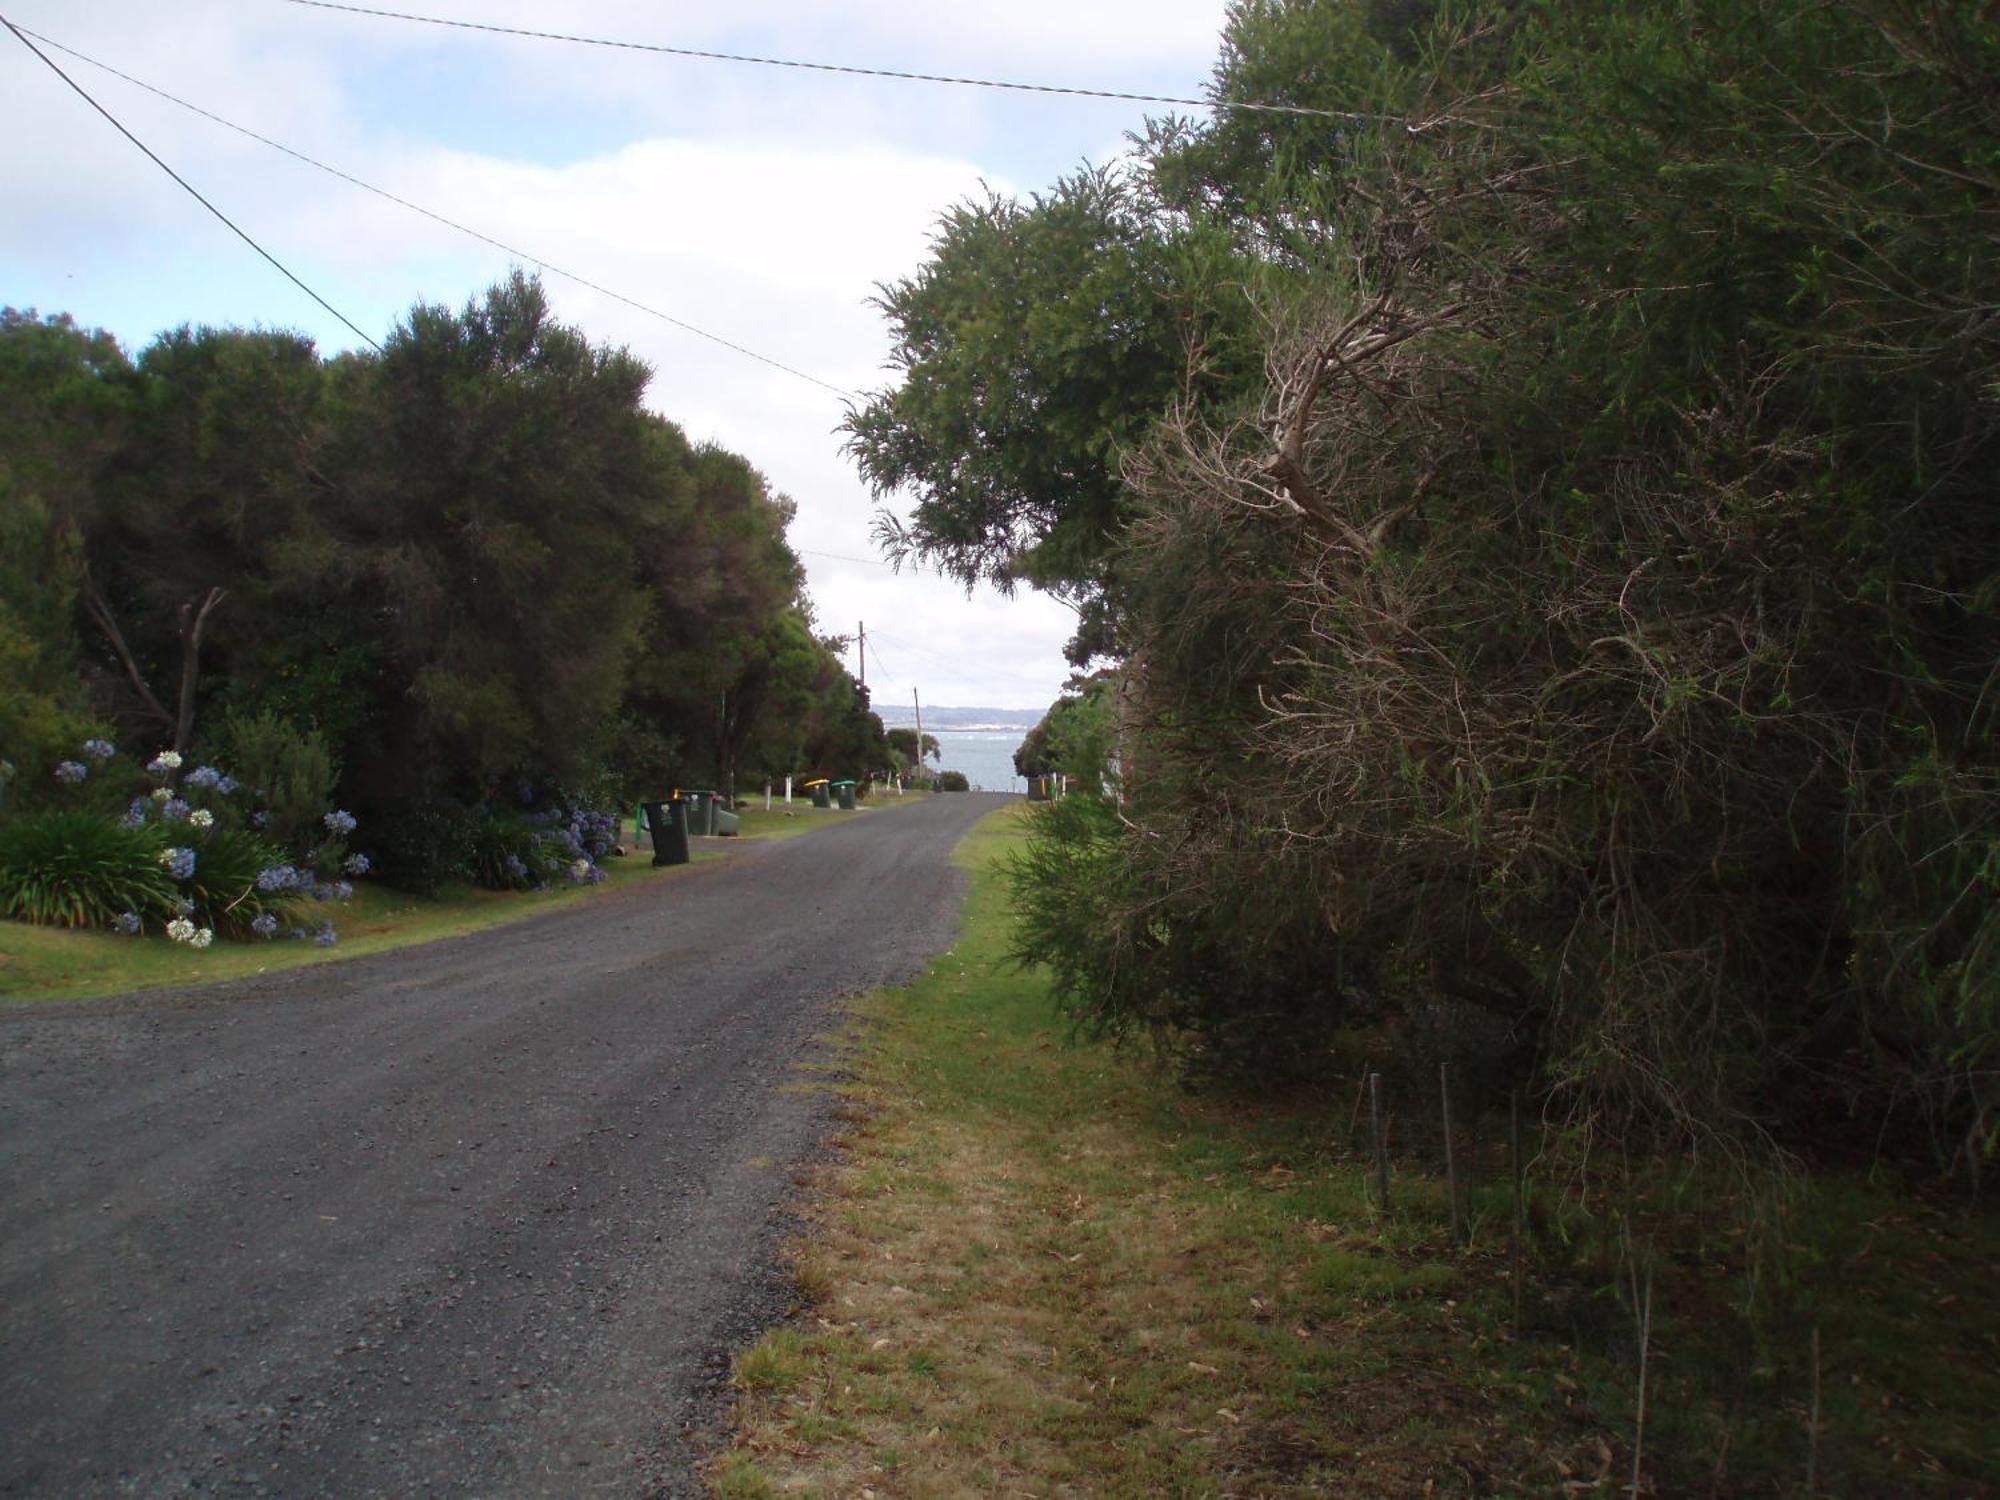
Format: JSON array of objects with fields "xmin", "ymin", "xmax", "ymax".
[
  {"xmin": 845, "ymin": 166, "xmax": 1254, "ymax": 662},
  {"xmin": 986, "ymin": 0, "xmax": 2000, "ymax": 1159},
  {"xmin": 885, "ymin": 728, "xmax": 939, "ymax": 771}
]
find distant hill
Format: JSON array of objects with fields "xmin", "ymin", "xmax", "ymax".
[{"xmin": 880, "ymin": 705, "xmax": 1040, "ymax": 732}]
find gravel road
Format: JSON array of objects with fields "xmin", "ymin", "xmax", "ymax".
[{"xmin": 0, "ymin": 792, "xmax": 1011, "ymax": 1498}]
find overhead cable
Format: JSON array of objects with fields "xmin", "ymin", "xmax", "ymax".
[
  {"xmin": 281, "ymin": 0, "xmax": 1390, "ymax": 122},
  {"xmin": 15, "ymin": 24, "xmax": 856, "ymax": 398},
  {"xmin": 2, "ymin": 15, "xmax": 382, "ymax": 352}
]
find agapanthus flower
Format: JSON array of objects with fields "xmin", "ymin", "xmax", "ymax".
[
  {"xmin": 250, "ymin": 912, "xmax": 279, "ymax": 939},
  {"xmin": 82, "ymin": 738, "xmax": 117, "ymax": 761},
  {"xmin": 343, "ymin": 852, "xmax": 371, "ymax": 876},
  {"xmin": 147, "ymin": 750, "xmax": 183, "ymax": 775},
  {"xmin": 151, "ymin": 786, "xmax": 173, "ymax": 804},
  {"xmin": 54, "ymin": 760, "xmax": 88, "ymax": 784},
  {"xmin": 159, "ymin": 846, "xmax": 196, "ymax": 881},
  {"xmin": 122, "ymin": 798, "xmax": 149, "ymax": 829},
  {"xmin": 188, "ymin": 928, "xmax": 214, "ymax": 950},
  {"xmin": 115, "ymin": 911, "xmax": 142, "ymax": 935},
  {"xmin": 314, "ymin": 921, "xmax": 337, "ymax": 948},
  {"xmin": 332, "ymin": 880, "xmax": 354, "ymax": 901},
  {"xmin": 165, "ymin": 916, "xmax": 196, "ymax": 943},
  {"xmin": 216, "ymin": 775, "xmax": 239, "ymax": 796},
  {"xmin": 503, "ymin": 853, "xmax": 528, "ymax": 881},
  {"xmin": 161, "ymin": 798, "xmax": 191, "ymax": 822},
  {"xmin": 188, "ymin": 808, "xmax": 215, "ymax": 830},
  {"xmin": 585, "ymin": 863, "xmax": 607, "ymax": 886},
  {"xmin": 250, "ymin": 810, "xmax": 269, "ymax": 830},
  {"xmin": 185, "ymin": 765, "xmax": 225, "ymax": 791},
  {"xmin": 256, "ymin": 864, "xmax": 299, "ymax": 892},
  {"xmin": 567, "ymin": 858, "xmax": 592, "ymax": 884},
  {"xmin": 323, "ymin": 809, "xmax": 357, "ymax": 837}
]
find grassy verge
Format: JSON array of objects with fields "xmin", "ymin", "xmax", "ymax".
[
  {"xmin": 0, "ymin": 841, "xmax": 719, "ymax": 1004},
  {"xmin": 2, "ymin": 795, "xmax": 927, "ymax": 1003},
  {"xmin": 717, "ymin": 807, "xmax": 2000, "ymax": 1498},
  {"xmin": 729, "ymin": 793, "xmax": 925, "ymax": 841}
]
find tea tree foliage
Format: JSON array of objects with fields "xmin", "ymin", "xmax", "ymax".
[
  {"xmin": 896, "ymin": 0, "xmax": 2000, "ymax": 1160},
  {"xmin": 0, "ymin": 274, "xmax": 884, "ymax": 872}
]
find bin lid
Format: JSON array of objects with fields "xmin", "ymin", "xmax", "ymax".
[
  {"xmin": 830, "ymin": 779, "xmax": 856, "ymax": 787},
  {"xmin": 801, "ymin": 777, "xmax": 830, "ymax": 788}
]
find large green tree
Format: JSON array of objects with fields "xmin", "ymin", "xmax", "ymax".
[{"xmin": 845, "ymin": 167, "xmax": 1253, "ymax": 661}]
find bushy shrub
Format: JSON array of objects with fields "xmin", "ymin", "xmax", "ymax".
[
  {"xmin": 368, "ymin": 801, "xmax": 476, "ymax": 895},
  {"xmin": 935, "ymin": 770, "xmax": 970, "ymax": 792},
  {"xmin": 470, "ymin": 810, "xmax": 568, "ymax": 891},
  {"xmin": 181, "ymin": 826, "xmax": 305, "ymax": 937},
  {"xmin": 0, "ymin": 810, "xmax": 173, "ymax": 927},
  {"xmin": 469, "ymin": 805, "xmax": 617, "ymax": 890},
  {"xmin": 213, "ymin": 710, "xmax": 337, "ymax": 854}
]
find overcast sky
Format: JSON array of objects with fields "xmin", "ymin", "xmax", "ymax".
[{"xmin": 0, "ymin": 0, "xmax": 1235, "ymax": 713}]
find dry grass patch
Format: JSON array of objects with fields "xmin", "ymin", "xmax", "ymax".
[
  {"xmin": 718, "ymin": 808, "xmax": 2000, "ymax": 1498},
  {"xmin": 720, "ymin": 811, "xmax": 1540, "ymax": 1497}
]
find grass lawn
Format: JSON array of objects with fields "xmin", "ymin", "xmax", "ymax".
[{"xmin": 716, "ymin": 806, "xmax": 2000, "ymax": 1498}]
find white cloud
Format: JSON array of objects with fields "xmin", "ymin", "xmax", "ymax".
[{"xmin": 1, "ymin": 0, "xmax": 1231, "ymax": 712}]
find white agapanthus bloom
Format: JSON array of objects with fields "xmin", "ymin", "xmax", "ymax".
[
  {"xmin": 166, "ymin": 917, "xmax": 196, "ymax": 943},
  {"xmin": 189, "ymin": 808, "xmax": 215, "ymax": 829},
  {"xmin": 189, "ymin": 928, "xmax": 214, "ymax": 950}
]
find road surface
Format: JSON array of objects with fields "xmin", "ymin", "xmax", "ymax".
[{"xmin": 0, "ymin": 792, "xmax": 1010, "ymax": 1497}]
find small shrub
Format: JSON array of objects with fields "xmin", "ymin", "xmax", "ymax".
[
  {"xmin": 370, "ymin": 801, "xmax": 476, "ymax": 895},
  {"xmin": 469, "ymin": 810, "xmax": 568, "ymax": 891},
  {"xmin": 213, "ymin": 710, "xmax": 337, "ymax": 854},
  {"xmin": 936, "ymin": 770, "xmax": 970, "ymax": 791},
  {"xmin": 0, "ymin": 810, "xmax": 173, "ymax": 928},
  {"xmin": 182, "ymin": 826, "xmax": 304, "ymax": 937}
]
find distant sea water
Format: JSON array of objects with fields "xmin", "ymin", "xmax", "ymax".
[{"xmin": 925, "ymin": 729, "xmax": 1027, "ymax": 793}]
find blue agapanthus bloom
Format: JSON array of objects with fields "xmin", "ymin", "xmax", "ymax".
[
  {"xmin": 250, "ymin": 912, "xmax": 279, "ymax": 938},
  {"xmin": 115, "ymin": 911, "xmax": 142, "ymax": 935},
  {"xmin": 256, "ymin": 864, "xmax": 300, "ymax": 892},
  {"xmin": 250, "ymin": 810, "xmax": 269, "ymax": 830},
  {"xmin": 332, "ymin": 880, "xmax": 354, "ymax": 901},
  {"xmin": 184, "ymin": 765, "xmax": 225, "ymax": 791},
  {"xmin": 343, "ymin": 852, "xmax": 371, "ymax": 876},
  {"xmin": 314, "ymin": 921, "xmax": 337, "ymax": 948},
  {"xmin": 122, "ymin": 798, "xmax": 149, "ymax": 829},
  {"xmin": 323, "ymin": 809, "xmax": 358, "ymax": 837},
  {"xmin": 161, "ymin": 797, "xmax": 191, "ymax": 822},
  {"xmin": 175, "ymin": 896, "xmax": 196, "ymax": 918},
  {"xmin": 82, "ymin": 739, "xmax": 117, "ymax": 761},
  {"xmin": 216, "ymin": 775, "xmax": 239, "ymax": 796},
  {"xmin": 54, "ymin": 760, "xmax": 88, "ymax": 784},
  {"xmin": 161, "ymin": 846, "xmax": 196, "ymax": 881},
  {"xmin": 503, "ymin": 852, "xmax": 528, "ymax": 881}
]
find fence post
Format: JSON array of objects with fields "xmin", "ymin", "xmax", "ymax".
[
  {"xmin": 1370, "ymin": 1072, "xmax": 1389, "ymax": 1213},
  {"xmin": 1511, "ymin": 1090, "xmax": 1526, "ymax": 1333},
  {"xmin": 1442, "ymin": 1062, "xmax": 1463, "ymax": 1243}
]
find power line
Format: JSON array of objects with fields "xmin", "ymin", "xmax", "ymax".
[
  {"xmin": 14, "ymin": 25, "xmax": 856, "ymax": 399},
  {"xmin": 868, "ymin": 626, "xmax": 1064, "ymax": 690},
  {"xmin": 281, "ymin": 0, "xmax": 1389, "ymax": 123},
  {"xmin": 2, "ymin": 14, "xmax": 381, "ymax": 352},
  {"xmin": 796, "ymin": 546, "xmax": 898, "ymax": 570}
]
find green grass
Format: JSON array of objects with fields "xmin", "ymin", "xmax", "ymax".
[{"xmin": 719, "ymin": 806, "xmax": 2000, "ymax": 1498}]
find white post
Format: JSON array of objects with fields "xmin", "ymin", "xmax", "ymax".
[
  {"xmin": 764, "ymin": 779, "xmax": 772, "ymax": 812},
  {"xmin": 784, "ymin": 774, "xmax": 793, "ymax": 805}
]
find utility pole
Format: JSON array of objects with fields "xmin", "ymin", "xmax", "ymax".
[
  {"xmin": 857, "ymin": 620, "xmax": 866, "ymax": 690},
  {"xmin": 913, "ymin": 687, "xmax": 924, "ymax": 783}
]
